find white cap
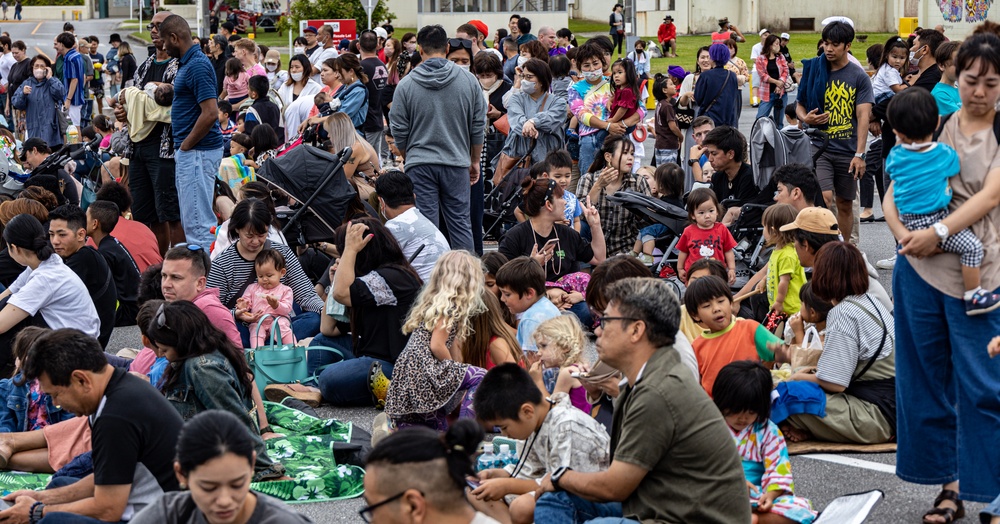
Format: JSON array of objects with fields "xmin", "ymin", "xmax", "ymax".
[
  {"xmin": 821, "ymin": 16, "xmax": 855, "ymax": 28},
  {"xmin": 499, "ymin": 444, "xmax": 510, "ymax": 454},
  {"xmin": 780, "ymin": 32, "xmax": 790, "ymax": 40},
  {"xmin": 374, "ymin": 27, "xmax": 388, "ymax": 39},
  {"xmin": 759, "ymin": 28, "xmax": 769, "ymax": 36}
]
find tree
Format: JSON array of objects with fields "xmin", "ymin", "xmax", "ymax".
[{"xmin": 286, "ymin": 0, "xmax": 393, "ymax": 32}]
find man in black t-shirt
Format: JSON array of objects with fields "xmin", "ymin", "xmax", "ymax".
[
  {"xmin": 86, "ymin": 201, "xmax": 140, "ymax": 327},
  {"xmin": 358, "ymin": 31, "xmax": 388, "ymax": 164},
  {"xmin": 0, "ymin": 329, "xmax": 183, "ymax": 522},
  {"xmin": 48, "ymin": 205, "xmax": 118, "ymax": 348},
  {"xmin": 701, "ymin": 126, "xmax": 759, "ymax": 224}
]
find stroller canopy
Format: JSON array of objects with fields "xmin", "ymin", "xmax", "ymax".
[
  {"xmin": 258, "ymin": 144, "xmax": 355, "ymax": 245},
  {"xmin": 750, "ymin": 116, "xmax": 813, "ymax": 190}
]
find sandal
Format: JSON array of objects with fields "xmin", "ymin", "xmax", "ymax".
[
  {"xmin": 368, "ymin": 361, "xmax": 390, "ymax": 410},
  {"xmin": 263, "ymin": 383, "xmax": 322, "ymax": 408},
  {"xmin": 922, "ymin": 489, "xmax": 965, "ymax": 524}
]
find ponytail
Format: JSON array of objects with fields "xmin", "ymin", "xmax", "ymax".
[{"xmin": 366, "ymin": 419, "xmax": 483, "ymax": 493}]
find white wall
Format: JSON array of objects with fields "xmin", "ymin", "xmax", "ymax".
[
  {"xmin": 917, "ymin": 0, "xmax": 1000, "ymax": 39},
  {"xmin": 25, "ymin": 4, "xmax": 93, "ymax": 20},
  {"xmin": 759, "ymin": 0, "xmax": 895, "ymax": 33},
  {"xmin": 416, "ymin": 12, "xmax": 569, "ymax": 37},
  {"xmin": 385, "ymin": 0, "xmax": 417, "ymax": 28}
]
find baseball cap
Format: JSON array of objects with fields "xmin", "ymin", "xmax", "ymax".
[
  {"xmin": 779, "ymin": 207, "xmax": 840, "ymax": 235},
  {"xmin": 468, "ymin": 19, "xmax": 489, "ymax": 38},
  {"xmin": 780, "ymin": 32, "xmax": 790, "ymax": 40},
  {"xmin": 303, "ymin": 26, "xmax": 318, "ymax": 35},
  {"xmin": 374, "ymin": 27, "xmax": 388, "ymax": 39},
  {"xmin": 264, "ymin": 49, "xmax": 280, "ymax": 65},
  {"xmin": 19, "ymin": 137, "xmax": 48, "ymax": 163},
  {"xmin": 759, "ymin": 28, "xmax": 770, "ymax": 36}
]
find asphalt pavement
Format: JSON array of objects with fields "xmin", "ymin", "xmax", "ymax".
[{"xmin": 17, "ymin": 22, "xmax": 983, "ymax": 521}]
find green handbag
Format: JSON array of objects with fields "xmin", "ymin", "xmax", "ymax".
[{"xmin": 245, "ymin": 315, "xmax": 344, "ymax": 394}]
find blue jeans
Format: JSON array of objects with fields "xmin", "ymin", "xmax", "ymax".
[
  {"xmin": 578, "ymin": 130, "xmax": 608, "ymax": 176},
  {"xmin": 567, "ymin": 300, "xmax": 593, "ymax": 329},
  {"xmin": 41, "ymin": 477, "xmax": 126, "ymax": 523},
  {"xmin": 756, "ymin": 93, "xmax": 787, "ymax": 123},
  {"xmin": 534, "ymin": 491, "xmax": 624, "ymax": 524},
  {"xmin": 406, "ymin": 164, "xmax": 473, "ymax": 251},
  {"xmin": 174, "ymin": 147, "xmax": 222, "ymax": 247},
  {"xmin": 316, "ymin": 350, "xmax": 394, "ymax": 406},
  {"xmin": 235, "ymin": 311, "xmax": 321, "ymax": 348},
  {"xmin": 893, "ymin": 254, "xmax": 1000, "ymax": 502},
  {"xmin": 307, "ymin": 333, "xmax": 353, "ymax": 377}
]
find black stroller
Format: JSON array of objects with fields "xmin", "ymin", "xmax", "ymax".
[
  {"xmin": 606, "ymin": 190, "xmax": 689, "ymax": 277},
  {"xmin": 257, "ymin": 145, "xmax": 357, "ymax": 247},
  {"xmin": 483, "ymin": 140, "xmax": 536, "ymax": 241}
]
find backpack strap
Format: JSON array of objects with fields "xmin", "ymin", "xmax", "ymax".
[{"xmin": 934, "ymin": 111, "xmax": 1000, "ymax": 143}]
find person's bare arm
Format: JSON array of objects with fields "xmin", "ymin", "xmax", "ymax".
[
  {"xmin": 668, "ymin": 120, "xmax": 683, "ymax": 139},
  {"xmin": 181, "ymin": 98, "xmax": 220, "ymax": 151},
  {"xmin": 537, "ymin": 460, "xmax": 647, "ymax": 502},
  {"xmin": 607, "ymin": 106, "xmax": 626, "ymax": 124},
  {"xmin": 0, "ymin": 303, "xmax": 30, "ymax": 334},
  {"xmin": 65, "ymin": 78, "xmax": 79, "ymax": 109}
]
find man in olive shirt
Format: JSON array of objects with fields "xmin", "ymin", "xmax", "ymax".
[{"xmin": 534, "ymin": 277, "xmax": 750, "ymax": 523}]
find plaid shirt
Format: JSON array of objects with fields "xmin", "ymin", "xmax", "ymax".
[
  {"xmin": 576, "ymin": 170, "xmax": 652, "ymax": 256},
  {"xmin": 754, "ymin": 54, "xmax": 789, "ymax": 103},
  {"xmin": 131, "ymin": 54, "xmax": 179, "ymax": 159}
]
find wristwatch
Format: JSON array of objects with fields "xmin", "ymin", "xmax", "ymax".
[
  {"xmin": 551, "ymin": 467, "xmax": 572, "ymax": 491},
  {"xmin": 932, "ymin": 221, "xmax": 950, "ymax": 241},
  {"xmin": 854, "ymin": 152, "xmax": 866, "ymax": 160}
]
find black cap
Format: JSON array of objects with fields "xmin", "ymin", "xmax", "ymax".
[
  {"xmin": 19, "ymin": 137, "xmax": 48, "ymax": 162},
  {"xmin": 109, "ymin": 33, "xmax": 122, "ymax": 43},
  {"xmin": 221, "ymin": 21, "xmax": 235, "ymax": 32},
  {"xmin": 664, "ymin": 15, "xmax": 673, "ymax": 21}
]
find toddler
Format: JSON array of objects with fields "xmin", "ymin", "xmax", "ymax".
[
  {"xmin": 713, "ymin": 361, "xmax": 817, "ymax": 524},
  {"xmin": 0, "ymin": 327, "xmax": 75, "ymax": 433},
  {"xmin": 546, "ymin": 150, "xmax": 583, "ymax": 231},
  {"xmin": 116, "ymin": 84, "xmax": 172, "ymax": 143},
  {"xmin": 607, "ymin": 58, "xmax": 640, "ymax": 133},
  {"xmin": 236, "ymin": 248, "xmax": 295, "ymax": 348},
  {"xmin": 685, "ymin": 275, "xmax": 782, "ymax": 395},
  {"xmin": 531, "ymin": 315, "xmax": 591, "ymax": 414},
  {"xmin": 219, "ymin": 100, "xmax": 236, "ymax": 153},
  {"xmin": 676, "ymin": 187, "xmax": 737, "ymax": 284},
  {"xmin": 384, "ymin": 251, "xmax": 488, "ymax": 431},
  {"xmin": 931, "ymin": 40, "xmax": 961, "ymax": 116},
  {"xmin": 784, "ymin": 282, "xmax": 831, "ymax": 350},
  {"xmin": 652, "ymin": 74, "xmax": 683, "ymax": 166},
  {"xmin": 872, "ymin": 36, "xmax": 909, "ymax": 104},
  {"xmin": 763, "ymin": 204, "xmax": 806, "ymax": 316},
  {"xmin": 782, "ymin": 104, "xmax": 799, "ymax": 131},
  {"xmin": 886, "ymin": 88, "xmax": 1000, "ymax": 315},
  {"xmin": 631, "ymin": 163, "xmax": 684, "ymax": 265},
  {"xmin": 229, "ymin": 133, "xmax": 252, "ymax": 158},
  {"xmin": 222, "ymin": 57, "xmax": 250, "ymax": 106}
]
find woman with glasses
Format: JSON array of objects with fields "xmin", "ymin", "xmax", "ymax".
[
  {"xmin": 495, "ymin": 58, "xmax": 567, "ymax": 184},
  {"xmin": 206, "ymin": 198, "xmax": 324, "ymax": 345},
  {"xmin": 145, "ymin": 301, "xmax": 284, "ymax": 481},
  {"xmin": 131, "ymin": 410, "xmax": 311, "ymax": 523},
  {"xmin": 360, "ymin": 419, "xmax": 494, "ymax": 524}
]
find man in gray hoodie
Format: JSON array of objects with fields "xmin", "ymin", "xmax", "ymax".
[{"xmin": 389, "ymin": 24, "xmax": 487, "ymax": 252}]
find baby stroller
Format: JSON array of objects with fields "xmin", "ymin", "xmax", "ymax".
[
  {"xmin": 749, "ymin": 116, "xmax": 813, "ymax": 192},
  {"xmin": 606, "ymin": 190, "xmax": 688, "ymax": 278},
  {"xmin": 257, "ymin": 144, "xmax": 357, "ymax": 247},
  {"xmin": 483, "ymin": 140, "xmax": 536, "ymax": 241}
]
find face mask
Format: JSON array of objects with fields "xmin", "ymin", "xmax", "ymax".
[
  {"xmin": 266, "ymin": 63, "xmax": 277, "ymax": 72},
  {"xmin": 405, "ymin": 43, "xmax": 416, "ymax": 52},
  {"xmin": 909, "ymin": 47, "xmax": 923, "ymax": 66},
  {"xmin": 517, "ymin": 55, "xmax": 529, "ymax": 67},
  {"xmin": 293, "ymin": 46, "xmax": 305, "ymax": 55},
  {"xmin": 521, "ymin": 79, "xmax": 537, "ymax": 95},
  {"xmin": 290, "ymin": 71, "xmax": 303, "ymax": 82},
  {"xmin": 33, "ymin": 68, "xmax": 45, "ymax": 80},
  {"xmin": 456, "ymin": 64, "xmax": 470, "ymax": 72},
  {"xmin": 479, "ymin": 77, "xmax": 496, "ymax": 90},
  {"xmin": 144, "ymin": 83, "xmax": 158, "ymax": 100},
  {"xmin": 582, "ymin": 70, "xmax": 603, "ymax": 81}
]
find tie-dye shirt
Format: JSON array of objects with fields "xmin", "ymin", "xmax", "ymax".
[
  {"xmin": 568, "ymin": 77, "xmax": 612, "ymax": 137},
  {"xmin": 731, "ymin": 420, "xmax": 817, "ymax": 524}
]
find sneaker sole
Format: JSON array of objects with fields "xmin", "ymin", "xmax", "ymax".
[{"xmin": 967, "ymin": 300, "xmax": 1000, "ymax": 316}]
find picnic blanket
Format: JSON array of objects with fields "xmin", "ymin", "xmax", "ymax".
[
  {"xmin": 0, "ymin": 402, "xmax": 365, "ymax": 504},
  {"xmin": 787, "ymin": 440, "xmax": 897, "ymax": 456}
]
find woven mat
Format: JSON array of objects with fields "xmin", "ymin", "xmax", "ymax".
[{"xmin": 788, "ymin": 440, "xmax": 896, "ymax": 456}]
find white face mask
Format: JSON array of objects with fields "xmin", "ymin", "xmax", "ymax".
[
  {"xmin": 582, "ymin": 70, "xmax": 603, "ymax": 81},
  {"xmin": 479, "ymin": 77, "xmax": 496, "ymax": 90},
  {"xmin": 521, "ymin": 79, "xmax": 537, "ymax": 95},
  {"xmin": 293, "ymin": 46, "xmax": 305, "ymax": 55},
  {"xmin": 266, "ymin": 63, "xmax": 277, "ymax": 72},
  {"xmin": 290, "ymin": 71, "xmax": 303, "ymax": 82},
  {"xmin": 33, "ymin": 68, "xmax": 45, "ymax": 80},
  {"xmin": 405, "ymin": 43, "xmax": 416, "ymax": 52},
  {"xmin": 909, "ymin": 46, "xmax": 923, "ymax": 67},
  {"xmin": 517, "ymin": 55, "xmax": 529, "ymax": 67},
  {"xmin": 144, "ymin": 83, "xmax": 158, "ymax": 99},
  {"xmin": 456, "ymin": 64, "xmax": 470, "ymax": 72}
]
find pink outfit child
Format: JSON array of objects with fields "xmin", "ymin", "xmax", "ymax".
[{"xmin": 242, "ymin": 282, "xmax": 295, "ymax": 348}]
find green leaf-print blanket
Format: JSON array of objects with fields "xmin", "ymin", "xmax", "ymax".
[{"xmin": 0, "ymin": 402, "xmax": 365, "ymax": 504}]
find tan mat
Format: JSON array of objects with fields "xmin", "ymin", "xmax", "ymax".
[{"xmin": 787, "ymin": 440, "xmax": 896, "ymax": 455}]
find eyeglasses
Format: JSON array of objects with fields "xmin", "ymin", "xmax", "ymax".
[
  {"xmin": 448, "ymin": 38, "xmax": 473, "ymax": 50},
  {"xmin": 597, "ymin": 316, "xmax": 639, "ymax": 329},
  {"xmin": 358, "ymin": 491, "xmax": 411, "ymax": 523}
]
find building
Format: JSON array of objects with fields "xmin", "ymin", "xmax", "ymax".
[{"xmin": 385, "ymin": 0, "xmax": 569, "ymax": 38}]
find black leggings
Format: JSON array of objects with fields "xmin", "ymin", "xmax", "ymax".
[
  {"xmin": 612, "ymin": 32, "xmax": 624, "ymax": 54},
  {"xmin": 859, "ymin": 139, "xmax": 887, "ymax": 209}
]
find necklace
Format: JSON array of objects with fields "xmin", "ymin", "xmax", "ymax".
[{"xmin": 530, "ymin": 222, "xmax": 563, "ymax": 277}]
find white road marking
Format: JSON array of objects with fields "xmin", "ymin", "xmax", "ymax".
[{"xmin": 798, "ymin": 454, "xmax": 897, "ymax": 474}]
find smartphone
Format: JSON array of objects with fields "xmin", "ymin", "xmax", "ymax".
[
  {"xmin": 466, "ymin": 479, "xmax": 481, "ymax": 490},
  {"xmin": 542, "ymin": 238, "xmax": 559, "ymax": 252}
]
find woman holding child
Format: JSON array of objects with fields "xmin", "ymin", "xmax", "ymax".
[{"xmin": 885, "ymin": 30, "xmax": 1000, "ymax": 522}]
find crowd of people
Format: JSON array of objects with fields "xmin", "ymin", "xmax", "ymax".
[{"xmin": 0, "ymin": 8, "xmax": 993, "ymax": 524}]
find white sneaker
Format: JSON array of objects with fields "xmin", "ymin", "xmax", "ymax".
[{"xmin": 876, "ymin": 255, "xmax": 896, "ymax": 270}]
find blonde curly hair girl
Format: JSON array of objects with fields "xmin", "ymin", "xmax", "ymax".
[
  {"xmin": 533, "ymin": 314, "xmax": 586, "ymax": 368},
  {"xmin": 403, "ymin": 250, "xmax": 486, "ymax": 342}
]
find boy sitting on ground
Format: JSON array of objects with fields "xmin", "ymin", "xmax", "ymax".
[
  {"xmin": 685, "ymin": 275, "xmax": 784, "ymax": 395},
  {"xmin": 496, "ymin": 257, "xmax": 562, "ymax": 357},
  {"xmin": 470, "ymin": 364, "xmax": 611, "ymax": 524}
]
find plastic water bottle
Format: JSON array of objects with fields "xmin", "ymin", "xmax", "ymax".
[
  {"xmin": 66, "ymin": 125, "xmax": 79, "ymax": 145},
  {"xmin": 497, "ymin": 444, "xmax": 515, "ymax": 468},
  {"xmin": 478, "ymin": 447, "xmax": 496, "ymax": 472}
]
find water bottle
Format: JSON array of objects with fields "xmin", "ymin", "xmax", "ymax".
[
  {"xmin": 477, "ymin": 447, "xmax": 496, "ymax": 472},
  {"xmin": 66, "ymin": 125, "xmax": 79, "ymax": 145},
  {"xmin": 497, "ymin": 444, "xmax": 517, "ymax": 468}
]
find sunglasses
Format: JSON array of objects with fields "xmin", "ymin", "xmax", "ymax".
[
  {"xmin": 448, "ymin": 38, "xmax": 473, "ymax": 50},
  {"xmin": 146, "ymin": 22, "xmax": 160, "ymax": 31}
]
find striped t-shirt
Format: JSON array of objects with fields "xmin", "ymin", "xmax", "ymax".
[
  {"xmin": 815, "ymin": 294, "xmax": 894, "ymax": 388},
  {"xmin": 206, "ymin": 242, "xmax": 323, "ymax": 314}
]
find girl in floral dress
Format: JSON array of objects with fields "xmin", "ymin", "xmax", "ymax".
[
  {"xmin": 713, "ymin": 361, "xmax": 817, "ymax": 524},
  {"xmin": 384, "ymin": 251, "xmax": 488, "ymax": 431}
]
